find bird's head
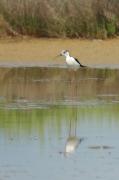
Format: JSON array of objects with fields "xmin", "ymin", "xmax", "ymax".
[{"xmin": 60, "ymin": 50, "xmax": 69, "ymax": 57}]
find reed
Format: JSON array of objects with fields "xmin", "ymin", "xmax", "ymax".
[{"xmin": 0, "ymin": 0, "xmax": 119, "ymax": 38}]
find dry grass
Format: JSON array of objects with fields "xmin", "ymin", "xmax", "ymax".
[{"xmin": 0, "ymin": 0, "xmax": 119, "ymax": 38}]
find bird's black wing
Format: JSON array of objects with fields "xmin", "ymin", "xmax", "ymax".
[{"xmin": 74, "ymin": 58, "xmax": 86, "ymax": 67}]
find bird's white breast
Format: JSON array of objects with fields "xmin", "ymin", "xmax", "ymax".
[{"xmin": 66, "ymin": 56, "xmax": 80, "ymax": 66}]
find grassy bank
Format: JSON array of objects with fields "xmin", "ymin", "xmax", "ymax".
[{"xmin": 0, "ymin": 0, "xmax": 119, "ymax": 39}]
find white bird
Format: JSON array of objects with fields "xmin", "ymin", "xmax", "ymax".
[{"xmin": 60, "ymin": 50, "xmax": 86, "ymax": 68}]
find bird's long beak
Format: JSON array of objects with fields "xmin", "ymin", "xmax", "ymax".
[
  {"xmin": 57, "ymin": 54, "xmax": 61, "ymax": 57},
  {"xmin": 53, "ymin": 55, "xmax": 60, "ymax": 60}
]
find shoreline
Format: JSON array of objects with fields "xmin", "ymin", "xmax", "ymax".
[{"xmin": 0, "ymin": 37, "xmax": 119, "ymax": 67}]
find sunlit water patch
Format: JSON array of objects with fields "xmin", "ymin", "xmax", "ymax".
[{"xmin": 0, "ymin": 67, "xmax": 119, "ymax": 180}]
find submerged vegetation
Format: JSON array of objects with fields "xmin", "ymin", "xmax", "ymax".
[{"xmin": 0, "ymin": 0, "xmax": 119, "ymax": 39}]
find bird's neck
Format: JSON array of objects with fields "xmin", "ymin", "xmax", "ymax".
[{"xmin": 65, "ymin": 54, "xmax": 70, "ymax": 58}]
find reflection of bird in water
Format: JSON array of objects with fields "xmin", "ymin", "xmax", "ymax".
[
  {"xmin": 65, "ymin": 136, "xmax": 83, "ymax": 155},
  {"xmin": 60, "ymin": 50, "xmax": 86, "ymax": 68},
  {"xmin": 64, "ymin": 109, "xmax": 84, "ymax": 156}
]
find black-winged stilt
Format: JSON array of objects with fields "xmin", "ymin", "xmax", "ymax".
[{"xmin": 60, "ymin": 50, "xmax": 86, "ymax": 68}]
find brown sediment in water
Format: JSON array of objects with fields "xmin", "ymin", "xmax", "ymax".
[{"xmin": 0, "ymin": 37, "xmax": 119, "ymax": 66}]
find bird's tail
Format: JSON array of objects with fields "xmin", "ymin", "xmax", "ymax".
[{"xmin": 80, "ymin": 64, "xmax": 86, "ymax": 67}]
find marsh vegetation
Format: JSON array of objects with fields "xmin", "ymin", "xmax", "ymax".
[{"xmin": 0, "ymin": 0, "xmax": 119, "ymax": 38}]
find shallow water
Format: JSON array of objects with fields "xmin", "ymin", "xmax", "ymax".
[{"xmin": 0, "ymin": 67, "xmax": 119, "ymax": 180}]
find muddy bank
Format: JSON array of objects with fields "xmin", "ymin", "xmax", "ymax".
[{"xmin": 0, "ymin": 38, "xmax": 119, "ymax": 67}]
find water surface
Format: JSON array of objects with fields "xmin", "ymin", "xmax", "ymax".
[{"xmin": 0, "ymin": 67, "xmax": 119, "ymax": 180}]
